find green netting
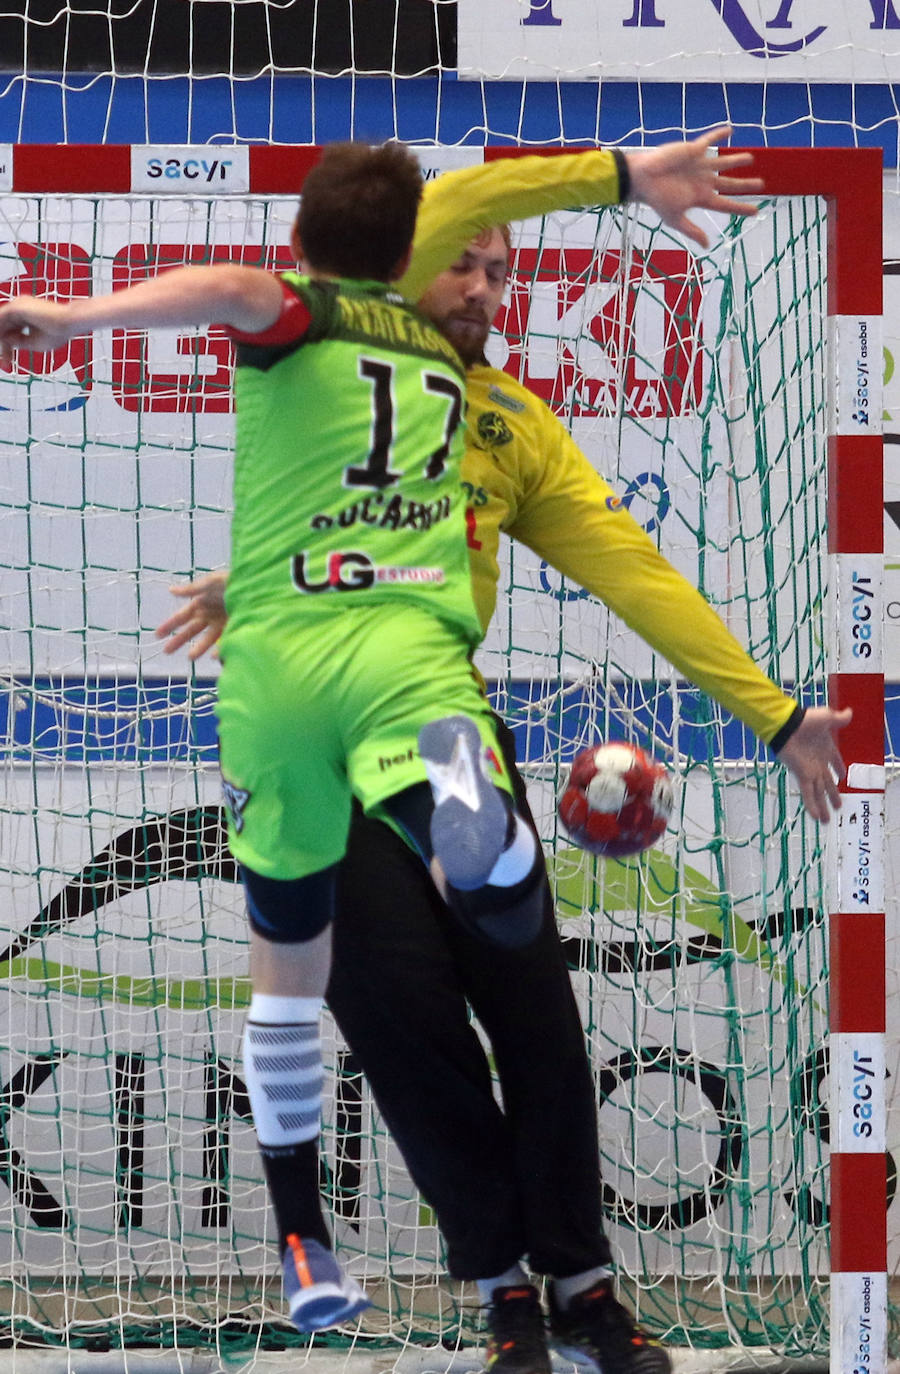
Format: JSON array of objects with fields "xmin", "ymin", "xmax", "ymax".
[
  {"xmin": 0, "ymin": 191, "xmax": 836, "ymax": 1359},
  {"xmin": 487, "ymin": 199, "xmax": 831, "ymax": 1355}
]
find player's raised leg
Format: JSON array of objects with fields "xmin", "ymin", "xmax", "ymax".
[
  {"xmin": 418, "ymin": 713, "xmax": 511, "ymax": 890},
  {"xmin": 418, "ymin": 714, "xmax": 539, "ymax": 893},
  {"xmin": 344, "ymin": 613, "xmax": 545, "ymax": 950}
]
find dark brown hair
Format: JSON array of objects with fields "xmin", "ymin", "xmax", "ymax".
[{"xmin": 294, "ymin": 141, "xmax": 423, "ymax": 282}]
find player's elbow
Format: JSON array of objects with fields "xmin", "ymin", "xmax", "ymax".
[{"xmin": 211, "ymin": 265, "xmax": 282, "ymax": 333}]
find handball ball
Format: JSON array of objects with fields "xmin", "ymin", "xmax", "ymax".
[{"xmin": 558, "ymin": 742, "xmax": 674, "ymax": 859}]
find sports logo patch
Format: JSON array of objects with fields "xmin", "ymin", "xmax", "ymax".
[
  {"xmin": 483, "ymin": 744, "xmax": 504, "ymax": 776},
  {"xmin": 477, "ymin": 411, "xmax": 513, "ymax": 447},
  {"xmin": 222, "ymin": 778, "xmax": 251, "ymax": 833}
]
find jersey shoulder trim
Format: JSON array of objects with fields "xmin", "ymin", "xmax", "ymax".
[{"xmin": 230, "ymin": 275, "xmax": 320, "ymax": 371}]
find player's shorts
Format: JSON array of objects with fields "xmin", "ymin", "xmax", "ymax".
[{"xmin": 215, "ymin": 602, "xmax": 512, "ymax": 880}]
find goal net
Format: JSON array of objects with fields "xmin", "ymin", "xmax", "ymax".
[{"xmin": 0, "ymin": 145, "xmax": 885, "ymax": 1366}]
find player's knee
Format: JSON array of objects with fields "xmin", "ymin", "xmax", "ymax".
[
  {"xmin": 446, "ymin": 847, "xmax": 545, "ymax": 949},
  {"xmin": 241, "ymin": 863, "xmax": 337, "ymax": 943}
]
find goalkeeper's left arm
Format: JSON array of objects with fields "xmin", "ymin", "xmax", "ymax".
[{"xmin": 399, "ymin": 125, "xmax": 762, "ymax": 299}]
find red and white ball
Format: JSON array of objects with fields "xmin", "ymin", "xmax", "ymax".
[{"xmin": 558, "ymin": 742, "xmax": 674, "ymax": 859}]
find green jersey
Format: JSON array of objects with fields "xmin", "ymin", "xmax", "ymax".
[{"xmin": 223, "ymin": 272, "xmax": 481, "ymax": 649}]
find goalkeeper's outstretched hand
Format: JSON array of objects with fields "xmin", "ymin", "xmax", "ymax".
[
  {"xmin": 156, "ymin": 570, "xmax": 229, "ymax": 662},
  {"xmin": 625, "ymin": 125, "xmax": 763, "ymax": 249},
  {"xmin": 775, "ymin": 705, "xmax": 853, "ymax": 823}
]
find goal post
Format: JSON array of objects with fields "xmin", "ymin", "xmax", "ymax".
[{"xmin": 0, "ymin": 144, "xmax": 886, "ymax": 1368}]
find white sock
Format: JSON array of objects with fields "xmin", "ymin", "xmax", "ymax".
[
  {"xmin": 553, "ymin": 1266, "xmax": 614, "ymax": 1309},
  {"xmin": 486, "ymin": 816, "xmax": 536, "ymax": 887},
  {"xmin": 249, "ymin": 992, "xmax": 323, "ymax": 1023},
  {"xmin": 242, "ymin": 992, "xmax": 324, "ymax": 1147},
  {"xmin": 476, "ymin": 1264, "xmax": 531, "ymax": 1304}
]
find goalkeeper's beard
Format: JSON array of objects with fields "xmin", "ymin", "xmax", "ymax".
[{"xmin": 440, "ymin": 312, "xmax": 491, "ymax": 367}]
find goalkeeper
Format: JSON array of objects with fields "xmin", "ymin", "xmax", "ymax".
[{"xmin": 159, "ymin": 143, "xmax": 849, "ymax": 1374}]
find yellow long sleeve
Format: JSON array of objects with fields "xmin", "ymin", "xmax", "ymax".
[
  {"xmin": 461, "ymin": 364, "xmax": 796, "ymax": 745},
  {"xmin": 399, "ymin": 149, "xmax": 623, "ymax": 301}
]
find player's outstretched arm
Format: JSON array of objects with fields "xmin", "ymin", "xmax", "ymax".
[
  {"xmin": 625, "ymin": 125, "xmax": 763, "ymax": 249},
  {"xmin": 0, "ymin": 297, "xmax": 78, "ymax": 356},
  {"xmin": 0, "ymin": 264, "xmax": 285, "ymax": 361},
  {"xmin": 156, "ymin": 571, "xmax": 229, "ymax": 661},
  {"xmin": 774, "ymin": 706, "xmax": 853, "ymax": 823}
]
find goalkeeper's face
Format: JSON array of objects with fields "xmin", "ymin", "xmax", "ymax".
[{"xmin": 418, "ymin": 227, "xmax": 509, "ymax": 366}]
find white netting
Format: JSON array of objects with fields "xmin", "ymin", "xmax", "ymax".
[{"xmin": 0, "ymin": 178, "xmax": 867, "ymax": 1362}]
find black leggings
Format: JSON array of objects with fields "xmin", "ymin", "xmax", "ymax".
[
  {"xmin": 381, "ymin": 777, "xmax": 545, "ymax": 950},
  {"xmin": 327, "ymin": 716, "xmax": 613, "ymax": 1280}
]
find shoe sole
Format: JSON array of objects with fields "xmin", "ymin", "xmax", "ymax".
[
  {"xmin": 419, "ymin": 715, "xmax": 508, "ymax": 891},
  {"xmin": 551, "ymin": 1339, "xmax": 672, "ymax": 1374},
  {"xmin": 289, "ymin": 1278, "xmax": 370, "ymax": 1332},
  {"xmin": 551, "ymin": 1341, "xmax": 600, "ymax": 1373}
]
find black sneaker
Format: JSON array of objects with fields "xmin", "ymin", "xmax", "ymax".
[
  {"xmin": 549, "ymin": 1280, "xmax": 671, "ymax": 1374},
  {"xmin": 484, "ymin": 1285, "xmax": 552, "ymax": 1374}
]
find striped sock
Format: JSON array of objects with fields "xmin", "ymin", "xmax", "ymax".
[
  {"xmin": 243, "ymin": 995, "xmax": 324, "ymax": 1145},
  {"xmin": 243, "ymin": 993, "xmax": 329, "ymax": 1247}
]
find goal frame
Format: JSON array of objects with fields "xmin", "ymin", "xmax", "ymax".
[
  {"xmin": 728, "ymin": 146, "xmax": 885, "ymax": 1374},
  {"xmin": 0, "ymin": 143, "xmax": 886, "ymax": 1372},
  {"xmin": 727, "ymin": 146, "xmax": 885, "ymax": 1374}
]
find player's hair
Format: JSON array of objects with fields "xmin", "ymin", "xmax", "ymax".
[
  {"xmin": 295, "ymin": 140, "xmax": 423, "ymax": 282},
  {"xmin": 471, "ymin": 223, "xmax": 513, "ymax": 258}
]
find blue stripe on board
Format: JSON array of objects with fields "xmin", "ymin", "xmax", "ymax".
[
  {"xmin": 3, "ymin": 677, "xmax": 897, "ymax": 766},
  {"xmin": 0, "ymin": 678, "xmax": 221, "ymax": 764},
  {"xmin": 1, "ymin": 75, "xmax": 898, "ymax": 161}
]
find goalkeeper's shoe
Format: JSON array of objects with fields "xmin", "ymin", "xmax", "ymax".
[
  {"xmin": 282, "ymin": 1234, "xmax": 370, "ymax": 1332},
  {"xmin": 418, "ymin": 714, "xmax": 508, "ymax": 891},
  {"xmin": 549, "ymin": 1280, "xmax": 672, "ymax": 1374},
  {"xmin": 484, "ymin": 1285, "xmax": 552, "ymax": 1374}
]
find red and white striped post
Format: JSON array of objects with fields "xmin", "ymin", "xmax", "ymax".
[
  {"xmin": 747, "ymin": 147, "xmax": 885, "ymax": 1374},
  {"xmin": 824, "ymin": 148, "xmax": 886, "ymax": 1374}
]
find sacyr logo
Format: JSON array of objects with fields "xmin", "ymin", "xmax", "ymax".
[{"xmin": 145, "ymin": 156, "xmax": 235, "ymax": 185}]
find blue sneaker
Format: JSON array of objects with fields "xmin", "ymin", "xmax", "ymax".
[
  {"xmin": 418, "ymin": 715, "xmax": 509, "ymax": 891},
  {"xmin": 282, "ymin": 1235, "xmax": 370, "ymax": 1332}
]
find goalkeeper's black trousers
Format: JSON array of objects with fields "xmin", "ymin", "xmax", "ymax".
[{"xmin": 326, "ymin": 715, "xmax": 614, "ymax": 1281}]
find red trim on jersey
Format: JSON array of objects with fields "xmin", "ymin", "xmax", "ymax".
[{"xmin": 222, "ymin": 278, "xmax": 312, "ymax": 345}]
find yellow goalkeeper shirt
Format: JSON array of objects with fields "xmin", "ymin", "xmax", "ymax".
[
  {"xmin": 460, "ymin": 363, "xmax": 796, "ymax": 746},
  {"xmin": 389, "ymin": 148, "xmax": 795, "ymax": 744}
]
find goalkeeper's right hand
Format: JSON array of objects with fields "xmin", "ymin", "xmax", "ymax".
[
  {"xmin": 156, "ymin": 570, "xmax": 229, "ymax": 661},
  {"xmin": 625, "ymin": 125, "xmax": 762, "ymax": 250},
  {"xmin": 774, "ymin": 704, "xmax": 853, "ymax": 823}
]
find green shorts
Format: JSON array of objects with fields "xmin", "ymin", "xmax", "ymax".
[{"xmin": 215, "ymin": 603, "xmax": 512, "ymax": 879}]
